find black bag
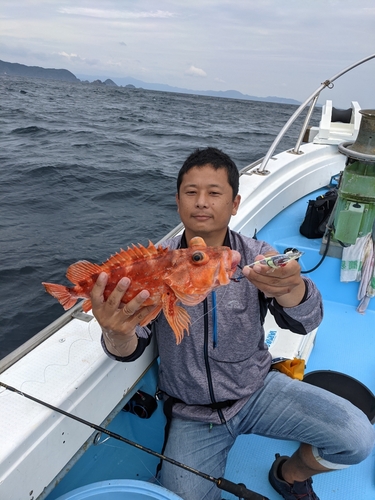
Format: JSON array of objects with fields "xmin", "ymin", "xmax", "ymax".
[{"xmin": 299, "ymin": 189, "xmax": 337, "ymax": 239}]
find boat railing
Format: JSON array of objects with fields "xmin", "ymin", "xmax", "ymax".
[
  {"xmin": 251, "ymin": 53, "xmax": 375, "ymax": 175},
  {"xmin": 0, "ymin": 302, "xmax": 86, "ymax": 373}
]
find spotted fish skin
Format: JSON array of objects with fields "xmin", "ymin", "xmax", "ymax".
[{"xmin": 42, "ymin": 237, "xmax": 241, "ymax": 344}]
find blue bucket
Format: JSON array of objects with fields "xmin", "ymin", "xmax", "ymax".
[{"xmin": 55, "ymin": 480, "xmax": 183, "ymax": 500}]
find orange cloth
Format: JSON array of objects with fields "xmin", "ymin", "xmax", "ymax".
[{"xmin": 272, "ymin": 358, "xmax": 305, "ymax": 380}]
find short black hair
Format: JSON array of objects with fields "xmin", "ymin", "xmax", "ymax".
[{"xmin": 177, "ymin": 147, "xmax": 239, "ymax": 200}]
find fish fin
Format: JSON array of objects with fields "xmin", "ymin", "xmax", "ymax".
[
  {"xmin": 82, "ymin": 299, "xmax": 92, "ymax": 312},
  {"xmin": 101, "ymin": 241, "xmax": 168, "ymax": 270},
  {"xmin": 139, "ymin": 304, "xmax": 163, "ymax": 327},
  {"xmin": 162, "ymin": 290, "xmax": 191, "ymax": 344},
  {"xmin": 189, "ymin": 237, "xmax": 207, "ymax": 248},
  {"xmin": 172, "ymin": 288, "xmax": 210, "ymax": 306},
  {"xmin": 42, "ymin": 283, "xmax": 77, "ymax": 310},
  {"xmin": 131, "ymin": 244, "xmax": 146, "ymax": 258},
  {"xmin": 66, "ymin": 261, "xmax": 102, "ymax": 284}
]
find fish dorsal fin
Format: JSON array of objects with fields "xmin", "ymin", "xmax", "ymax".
[
  {"xmin": 101, "ymin": 241, "xmax": 168, "ymax": 271},
  {"xmin": 66, "ymin": 261, "xmax": 102, "ymax": 284},
  {"xmin": 66, "ymin": 242, "xmax": 168, "ymax": 283},
  {"xmin": 189, "ymin": 237, "xmax": 207, "ymax": 248}
]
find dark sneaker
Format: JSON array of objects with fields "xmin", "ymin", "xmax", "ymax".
[{"xmin": 269, "ymin": 453, "xmax": 320, "ymax": 499}]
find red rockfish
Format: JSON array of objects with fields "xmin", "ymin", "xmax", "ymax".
[{"xmin": 42, "ymin": 237, "xmax": 241, "ymax": 344}]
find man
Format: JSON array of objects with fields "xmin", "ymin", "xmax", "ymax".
[{"xmin": 91, "ymin": 147, "xmax": 374, "ymax": 500}]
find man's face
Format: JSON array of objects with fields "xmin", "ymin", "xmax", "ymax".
[{"xmin": 176, "ymin": 164, "xmax": 240, "ymax": 246}]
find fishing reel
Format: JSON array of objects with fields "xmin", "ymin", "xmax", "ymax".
[{"xmin": 122, "ymin": 390, "xmax": 157, "ymax": 419}]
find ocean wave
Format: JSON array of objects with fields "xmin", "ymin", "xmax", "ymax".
[{"xmin": 11, "ymin": 125, "xmax": 49, "ymax": 135}]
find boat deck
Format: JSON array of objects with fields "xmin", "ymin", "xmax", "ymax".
[{"xmin": 47, "ymin": 188, "xmax": 375, "ymax": 500}]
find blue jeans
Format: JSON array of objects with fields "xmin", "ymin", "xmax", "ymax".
[{"xmin": 159, "ymin": 370, "xmax": 375, "ymax": 500}]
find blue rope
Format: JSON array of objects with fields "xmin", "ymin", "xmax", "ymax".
[{"xmin": 212, "ymin": 291, "xmax": 217, "ymax": 348}]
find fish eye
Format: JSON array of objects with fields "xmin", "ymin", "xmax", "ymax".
[{"xmin": 192, "ymin": 251, "xmax": 205, "ymax": 263}]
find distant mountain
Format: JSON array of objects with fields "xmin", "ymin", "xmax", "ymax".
[
  {"xmin": 0, "ymin": 60, "xmax": 78, "ymax": 82},
  {"xmin": 103, "ymin": 79, "xmax": 117, "ymax": 87},
  {"xmin": 0, "ymin": 60, "xmax": 300, "ymax": 105},
  {"xmin": 77, "ymin": 73, "xmax": 300, "ymax": 105}
]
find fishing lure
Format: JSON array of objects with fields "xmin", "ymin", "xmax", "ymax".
[{"xmin": 231, "ymin": 249, "xmax": 304, "ymax": 282}]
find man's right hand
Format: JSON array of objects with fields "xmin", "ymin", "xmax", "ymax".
[{"xmin": 90, "ymin": 272, "xmax": 157, "ymax": 357}]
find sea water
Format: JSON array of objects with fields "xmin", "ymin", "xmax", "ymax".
[{"xmin": 0, "ymin": 76, "xmax": 320, "ymax": 358}]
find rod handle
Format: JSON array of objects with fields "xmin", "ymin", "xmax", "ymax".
[{"xmin": 217, "ymin": 477, "xmax": 269, "ymax": 499}]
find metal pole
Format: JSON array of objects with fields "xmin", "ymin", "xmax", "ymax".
[
  {"xmin": 292, "ymin": 94, "xmax": 319, "ymax": 154},
  {"xmin": 257, "ymin": 53, "xmax": 375, "ymax": 173}
]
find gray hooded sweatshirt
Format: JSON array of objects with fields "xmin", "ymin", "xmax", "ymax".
[{"xmin": 102, "ymin": 230, "xmax": 323, "ymax": 424}]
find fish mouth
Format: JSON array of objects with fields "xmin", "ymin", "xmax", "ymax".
[
  {"xmin": 214, "ymin": 250, "xmax": 242, "ymax": 286},
  {"xmin": 224, "ymin": 250, "xmax": 242, "ymax": 280},
  {"xmin": 231, "ymin": 250, "xmax": 241, "ymax": 271}
]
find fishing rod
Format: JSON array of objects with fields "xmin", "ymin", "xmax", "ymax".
[{"xmin": 0, "ymin": 381, "xmax": 268, "ymax": 500}]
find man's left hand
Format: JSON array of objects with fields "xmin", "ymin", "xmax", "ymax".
[{"xmin": 242, "ymin": 254, "xmax": 306, "ymax": 307}]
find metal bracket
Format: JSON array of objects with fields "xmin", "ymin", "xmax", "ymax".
[
  {"xmin": 252, "ymin": 168, "xmax": 270, "ymax": 176},
  {"xmin": 71, "ymin": 311, "xmax": 93, "ymax": 322},
  {"xmin": 287, "ymin": 148, "xmax": 304, "ymax": 156}
]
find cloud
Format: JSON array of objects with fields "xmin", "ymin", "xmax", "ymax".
[
  {"xmin": 185, "ymin": 65, "xmax": 207, "ymax": 78},
  {"xmin": 0, "ymin": 41, "xmax": 51, "ymax": 63},
  {"xmin": 58, "ymin": 8, "xmax": 174, "ymax": 20},
  {"xmin": 58, "ymin": 52, "xmax": 98, "ymax": 66},
  {"xmin": 2, "ymin": 0, "xmax": 373, "ymax": 107}
]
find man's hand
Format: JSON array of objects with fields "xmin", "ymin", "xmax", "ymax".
[
  {"xmin": 90, "ymin": 272, "xmax": 158, "ymax": 356},
  {"xmin": 242, "ymin": 254, "xmax": 306, "ymax": 308}
]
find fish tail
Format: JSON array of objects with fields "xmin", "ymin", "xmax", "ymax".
[{"xmin": 42, "ymin": 282, "xmax": 78, "ymax": 310}]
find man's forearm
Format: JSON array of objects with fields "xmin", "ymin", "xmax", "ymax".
[{"xmin": 102, "ymin": 328, "xmax": 139, "ymax": 357}]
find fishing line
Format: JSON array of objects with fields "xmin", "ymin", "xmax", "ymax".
[
  {"xmin": 98, "ymin": 433, "xmax": 162, "ymax": 487},
  {"xmin": 0, "ymin": 381, "xmax": 268, "ymax": 500},
  {"xmin": 97, "ymin": 435, "xmax": 111, "ymax": 445},
  {"xmin": 20, "ymin": 319, "xmax": 97, "ymax": 393},
  {"xmin": 189, "ymin": 282, "xmax": 231, "ymax": 330}
]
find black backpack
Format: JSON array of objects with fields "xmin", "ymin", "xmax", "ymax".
[{"xmin": 300, "ymin": 189, "xmax": 337, "ymax": 239}]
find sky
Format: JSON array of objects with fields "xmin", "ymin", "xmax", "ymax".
[{"xmin": 1, "ymin": 0, "xmax": 375, "ymax": 107}]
